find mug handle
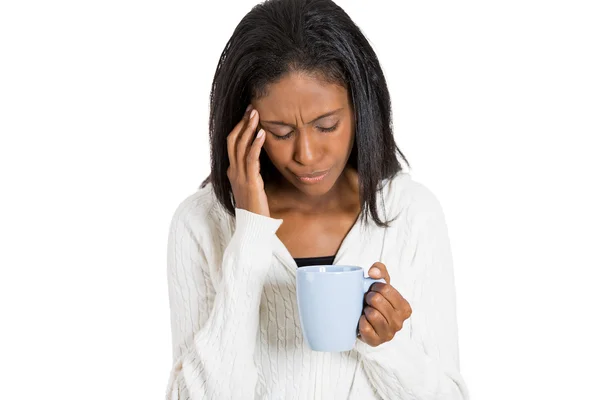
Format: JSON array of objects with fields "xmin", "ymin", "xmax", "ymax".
[{"xmin": 362, "ymin": 277, "xmax": 386, "ymax": 293}]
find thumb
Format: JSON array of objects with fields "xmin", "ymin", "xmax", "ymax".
[{"xmin": 369, "ymin": 262, "xmax": 390, "ymax": 284}]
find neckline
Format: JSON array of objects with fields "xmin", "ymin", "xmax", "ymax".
[{"xmin": 272, "ymin": 213, "xmax": 364, "ymax": 275}]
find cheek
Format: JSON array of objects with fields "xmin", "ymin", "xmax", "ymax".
[
  {"xmin": 332, "ymin": 128, "xmax": 354, "ymax": 152},
  {"xmin": 263, "ymin": 139, "xmax": 288, "ymax": 165}
]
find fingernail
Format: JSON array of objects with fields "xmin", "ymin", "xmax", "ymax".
[
  {"xmin": 370, "ymin": 267, "xmax": 381, "ymax": 277},
  {"xmin": 250, "ymin": 109, "xmax": 257, "ymax": 119},
  {"xmin": 257, "ymin": 129, "xmax": 265, "ymax": 138},
  {"xmin": 246, "ymin": 104, "xmax": 253, "ymax": 112}
]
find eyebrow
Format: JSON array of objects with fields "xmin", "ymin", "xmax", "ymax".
[{"xmin": 260, "ymin": 108, "xmax": 344, "ymax": 127}]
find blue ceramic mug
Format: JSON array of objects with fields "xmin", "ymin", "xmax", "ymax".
[{"xmin": 296, "ymin": 265, "xmax": 386, "ymax": 352}]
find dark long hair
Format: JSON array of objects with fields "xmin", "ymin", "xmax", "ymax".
[{"xmin": 204, "ymin": 0, "xmax": 409, "ymax": 227}]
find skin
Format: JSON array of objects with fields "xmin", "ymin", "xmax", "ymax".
[{"xmin": 226, "ymin": 71, "xmax": 412, "ymax": 347}]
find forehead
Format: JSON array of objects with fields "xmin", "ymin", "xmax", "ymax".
[{"xmin": 255, "ymin": 72, "xmax": 349, "ymax": 119}]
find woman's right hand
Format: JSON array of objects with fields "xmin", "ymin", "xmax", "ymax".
[{"xmin": 227, "ymin": 105, "xmax": 270, "ymax": 217}]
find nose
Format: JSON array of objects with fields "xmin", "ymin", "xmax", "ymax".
[{"xmin": 293, "ymin": 131, "xmax": 316, "ymax": 166}]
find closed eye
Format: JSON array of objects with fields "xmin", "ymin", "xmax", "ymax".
[
  {"xmin": 273, "ymin": 131, "xmax": 293, "ymax": 140},
  {"xmin": 317, "ymin": 123, "xmax": 339, "ymax": 133}
]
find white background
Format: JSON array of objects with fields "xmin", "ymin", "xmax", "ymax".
[{"xmin": 1, "ymin": 0, "xmax": 599, "ymax": 399}]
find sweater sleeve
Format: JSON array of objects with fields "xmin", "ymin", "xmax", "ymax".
[
  {"xmin": 165, "ymin": 201, "xmax": 283, "ymax": 400},
  {"xmin": 355, "ymin": 189, "xmax": 469, "ymax": 400}
]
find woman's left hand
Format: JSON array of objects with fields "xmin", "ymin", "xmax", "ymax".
[{"xmin": 359, "ymin": 262, "xmax": 413, "ymax": 347}]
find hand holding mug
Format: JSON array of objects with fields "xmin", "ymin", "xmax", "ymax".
[{"xmin": 359, "ymin": 262, "xmax": 413, "ymax": 347}]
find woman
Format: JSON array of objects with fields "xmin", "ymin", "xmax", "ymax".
[{"xmin": 166, "ymin": 0, "xmax": 469, "ymax": 398}]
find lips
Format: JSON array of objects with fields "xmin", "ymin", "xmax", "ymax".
[
  {"xmin": 296, "ymin": 170, "xmax": 328, "ymax": 178},
  {"xmin": 293, "ymin": 169, "xmax": 330, "ymax": 184}
]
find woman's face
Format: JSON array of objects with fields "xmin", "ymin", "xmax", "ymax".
[{"xmin": 253, "ymin": 71, "xmax": 355, "ymax": 198}]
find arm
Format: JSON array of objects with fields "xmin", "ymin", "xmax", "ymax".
[
  {"xmin": 355, "ymin": 192, "xmax": 469, "ymax": 399},
  {"xmin": 165, "ymin": 201, "xmax": 282, "ymax": 400}
]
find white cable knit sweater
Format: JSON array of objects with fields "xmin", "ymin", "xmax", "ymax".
[{"xmin": 165, "ymin": 172, "xmax": 469, "ymax": 399}]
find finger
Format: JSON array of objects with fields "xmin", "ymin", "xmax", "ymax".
[
  {"xmin": 227, "ymin": 105, "xmax": 253, "ymax": 172},
  {"xmin": 246, "ymin": 129, "xmax": 266, "ymax": 179},
  {"xmin": 358, "ymin": 314, "xmax": 380, "ymax": 346},
  {"xmin": 369, "ymin": 283, "xmax": 406, "ymax": 312},
  {"xmin": 365, "ymin": 290, "xmax": 395, "ymax": 325},
  {"xmin": 364, "ymin": 306, "xmax": 394, "ymax": 342},
  {"xmin": 237, "ymin": 109, "xmax": 259, "ymax": 177},
  {"xmin": 368, "ymin": 262, "xmax": 390, "ymax": 284}
]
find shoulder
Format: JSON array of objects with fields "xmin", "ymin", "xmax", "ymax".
[
  {"xmin": 168, "ymin": 182, "xmax": 231, "ymax": 243},
  {"xmin": 381, "ymin": 171, "xmax": 446, "ymax": 224}
]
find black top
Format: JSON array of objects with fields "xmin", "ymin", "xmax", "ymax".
[{"xmin": 294, "ymin": 255, "xmax": 336, "ymax": 268}]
